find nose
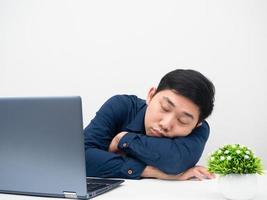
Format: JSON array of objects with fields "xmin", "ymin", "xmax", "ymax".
[{"xmin": 159, "ymin": 115, "xmax": 174, "ymax": 133}]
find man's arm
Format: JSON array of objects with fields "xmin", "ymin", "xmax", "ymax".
[
  {"xmin": 85, "ymin": 147, "xmax": 146, "ymax": 179},
  {"xmin": 109, "ymin": 122, "xmax": 210, "ymax": 175},
  {"xmin": 141, "ymin": 165, "xmax": 215, "ymax": 180},
  {"xmin": 84, "ymin": 95, "xmax": 146, "ymax": 179}
]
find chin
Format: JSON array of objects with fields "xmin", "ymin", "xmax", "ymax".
[
  {"xmin": 146, "ymin": 132, "xmax": 153, "ymax": 137},
  {"xmin": 146, "ymin": 132, "xmax": 152, "ymax": 136}
]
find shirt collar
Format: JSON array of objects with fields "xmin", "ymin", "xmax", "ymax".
[{"xmin": 125, "ymin": 105, "xmax": 147, "ymax": 133}]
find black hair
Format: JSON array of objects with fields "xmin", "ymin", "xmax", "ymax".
[{"xmin": 156, "ymin": 69, "xmax": 215, "ymax": 122}]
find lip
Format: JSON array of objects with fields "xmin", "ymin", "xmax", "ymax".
[{"xmin": 151, "ymin": 128, "xmax": 162, "ymax": 137}]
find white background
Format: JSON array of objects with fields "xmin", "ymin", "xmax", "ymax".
[{"xmin": 1, "ymin": 0, "xmax": 266, "ymax": 167}]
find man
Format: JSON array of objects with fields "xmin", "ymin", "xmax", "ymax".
[{"xmin": 84, "ymin": 69, "xmax": 215, "ymax": 180}]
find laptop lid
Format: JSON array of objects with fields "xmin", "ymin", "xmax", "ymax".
[{"xmin": 0, "ymin": 96, "xmax": 88, "ymax": 199}]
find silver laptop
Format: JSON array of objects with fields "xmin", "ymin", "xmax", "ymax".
[{"xmin": 0, "ymin": 96, "xmax": 124, "ymax": 199}]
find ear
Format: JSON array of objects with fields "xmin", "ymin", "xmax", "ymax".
[{"xmin": 146, "ymin": 87, "xmax": 157, "ymax": 105}]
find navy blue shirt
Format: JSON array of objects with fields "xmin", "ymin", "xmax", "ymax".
[{"xmin": 84, "ymin": 95, "xmax": 210, "ymax": 179}]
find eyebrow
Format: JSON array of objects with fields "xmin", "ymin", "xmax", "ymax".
[{"xmin": 162, "ymin": 96, "xmax": 194, "ymax": 120}]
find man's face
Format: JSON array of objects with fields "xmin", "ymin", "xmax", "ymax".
[{"xmin": 144, "ymin": 88, "xmax": 200, "ymax": 138}]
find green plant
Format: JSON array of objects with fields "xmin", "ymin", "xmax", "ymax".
[{"xmin": 207, "ymin": 144, "xmax": 264, "ymax": 175}]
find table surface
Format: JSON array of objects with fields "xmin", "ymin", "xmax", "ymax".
[{"xmin": 0, "ymin": 173, "xmax": 266, "ymax": 200}]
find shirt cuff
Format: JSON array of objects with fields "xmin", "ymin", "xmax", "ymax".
[
  {"xmin": 118, "ymin": 132, "xmax": 160, "ymax": 163},
  {"xmin": 120, "ymin": 157, "xmax": 146, "ymax": 179},
  {"xmin": 118, "ymin": 132, "xmax": 134, "ymax": 149}
]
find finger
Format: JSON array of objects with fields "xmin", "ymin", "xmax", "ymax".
[
  {"xmin": 179, "ymin": 170, "xmax": 202, "ymax": 181},
  {"xmin": 178, "ymin": 171, "xmax": 196, "ymax": 180},
  {"xmin": 197, "ymin": 166, "xmax": 216, "ymax": 179},
  {"xmin": 192, "ymin": 170, "xmax": 205, "ymax": 181}
]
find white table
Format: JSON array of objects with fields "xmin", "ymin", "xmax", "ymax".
[{"xmin": 1, "ymin": 173, "xmax": 266, "ymax": 200}]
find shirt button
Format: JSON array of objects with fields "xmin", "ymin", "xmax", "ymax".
[
  {"xmin": 128, "ymin": 169, "xmax": 133, "ymax": 175},
  {"xmin": 123, "ymin": 142, "xmax": 128, "ymax": 148}
]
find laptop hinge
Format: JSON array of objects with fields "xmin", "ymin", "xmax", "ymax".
[{"xmin": 63, "ymin": 191, "xmax": 78, "ymax": 199}]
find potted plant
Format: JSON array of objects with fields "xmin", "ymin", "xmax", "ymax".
[{"xmin": 207, "ymin": 144, "xmax": 264, "ymax": 200}]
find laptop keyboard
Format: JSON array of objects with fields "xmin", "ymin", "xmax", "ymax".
[
  {"xmin": 87, "ymin": 182, "xmax": 109, "ymax": 191},
  {"xmin": 86, "ymin": 178, "xmax": 112, "ymax": 192},
  {"xmin": 86, "ymin": 178, "xmax": 124, "ymax": 192}
]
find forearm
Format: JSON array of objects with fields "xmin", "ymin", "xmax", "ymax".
[
  {"xmin": 118, "ymin": 133, "xmax": 199, "ymax": 174},
  {"xmin": 141, "ymin": 165, "xmax": 215, "ymax": 181},
  {"xmin": 118, "ymin": 122, "xmax": 210, "ymax": 174},
  {"xmin": 85, "ymin": 147, "xmax": 146, "ymax": 179},
  {"xmin": 141, "ymin": 166, "xmax": 183, "ymax": 180}
]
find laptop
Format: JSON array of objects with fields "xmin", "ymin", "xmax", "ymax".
[{"xmin": 0, "ymin": 96, "xmax": 124, "ymax": 199}]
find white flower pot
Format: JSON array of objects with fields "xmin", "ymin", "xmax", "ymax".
[{"xmin": 218, "ymin": 174, "xmax": 258, "ymax": 200}]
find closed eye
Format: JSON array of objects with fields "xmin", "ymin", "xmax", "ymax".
[
  {"xmin": 178, "ymin": 119, "xmax": 188, "ymax": 125},
  {"xmin": 162, "ymin": 107, "xmax": 169, "ymax": 112},
  {"xmin": 161, "ymin": 103, "xmax": 171, "ymax": 112},
  {"xmin": 178, "ymin": 117, "xmax": 192, "ymax": 125}
]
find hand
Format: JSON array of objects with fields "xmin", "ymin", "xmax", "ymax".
[
  {"xmin": 175, "ymin": 165, "xmax": 215, "ymax": 181},
  {"xmin": 108, "ymin": 131, "xmax": 128, "ymax": 154},
  {"xmin": 141, "ymin": 165, "xmax": 215, "ymax": 181}
]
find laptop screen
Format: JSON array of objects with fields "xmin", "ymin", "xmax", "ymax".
[{"xmin": 0, "ymin": 97, "xmax": 88, "ymax": 198}]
